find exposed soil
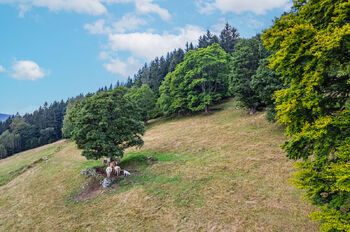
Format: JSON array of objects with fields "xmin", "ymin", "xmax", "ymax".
[{"xmin": 72, "ymin": 178, "xmax": 104, "ymax": 201}]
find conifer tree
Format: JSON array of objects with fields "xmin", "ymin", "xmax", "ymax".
[
  {"xmin": 219, "ymin": 23, "xmax": 239, "ymax": 54},
  {"xmin": 229, "ymin": 36, "xmax": 269, "ymax": 114}
]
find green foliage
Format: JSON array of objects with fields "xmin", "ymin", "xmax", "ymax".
[
  {"xmin": 133, "ymin": 49, "xmax": 185, "ymax": 95},
  {"xmin": 0, "ymin": 144, "xmax": 7, "ymax": 159},
  {"xmin": 133, "ymin": 24, "xmax": 238, "ymax": 96},
  {"xmin": 251, "ymin": 58, "xmax": 284, "ymax": 120},
  {"xmin": 127, "ymin": 84, "xmax": 158, "ymax": 122},
  {"xmin": 229, "ymin": 37, "xmax": 270, "ymax": 114},
  {"xmin": 158, "ymin": 43, "xmax": 231, "ymax": 115},
  {"xmin": 0, "ymin": 100, "xmax": 67, "ymax": 159},
  {"xmin": 219, "ymin": 23, "xmax": 239, "ymax": 54},
  {"xmin": 0, "ymin": 130, "xmax": 16, "ymax": 156},
  {"xmin": 263, "ymin": 0, "xmax": 350, "ymax": 230},
  {"xmin": 69, "ymin": 87, "xmax": 145, "ymax": 160},
  {"xmin": 62, "ymin": 94, "xmax": 84, "ymax": 138}
]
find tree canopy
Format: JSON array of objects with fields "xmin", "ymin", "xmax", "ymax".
[
  {"xmin": 158, "ymin": 43, "xmax": 231, "ymax": 115},
  {"xmin": 229, "ymin": 36, "xmax": 271, "ymax": 114},
  {"xmin": 251, "ymin": 58, "xmax": 283, "ymax": 121},
  {"xmin": 0, "ymin": 100, "xmax": 66, "ymax": 159},
  {"xmin": 127, "ymin": 84, "xmax": 158, "ymax": 122},
  {"xmin": 69, "ymin": 87, "xmax": 145, "ymax": 160},
  {"xmin": 263, "ymin": 0, "xmax": 350, "ymax": 230}
]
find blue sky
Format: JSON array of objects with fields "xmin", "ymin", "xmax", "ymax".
[{"xmin": 0, "ymin": 0, "xmax": 291, "ymax": 115}]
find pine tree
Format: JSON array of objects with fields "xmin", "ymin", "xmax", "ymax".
[
  {"xmin": 229, "ymin": 36, "xmax": 269, "ymax": 114},
  {"xmin": 219, "ymin": 23, "xmax": 239, "ymax": 54}
]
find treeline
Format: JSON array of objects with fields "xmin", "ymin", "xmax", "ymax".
[
  {"xmin": 0, "ymin": 101, "xmax": 66, "ymax": 159},
  {"xmin": 0, "ymin": 23, "xmax": 280, "ymax": 160},
  {"xmin": 121, "ymin": 24, "xmax": 281, "ymax": 119},
  {"xmin": 63, "ymin": 23, "xmax": 281, "ymax": 130},
  {"xmin": 128, "ymin": 24, "xmax": 239, "ymax": 96}
]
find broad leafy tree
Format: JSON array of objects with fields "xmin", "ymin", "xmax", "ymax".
[
  {"xmin": 263, "ymin": 0, "xmax": 350, "ymax": 230},
  {"xmin": 62, "ymin": 94, "xmax": 84, "ymax": 138},
  {"xmin": 127, "ymin": 84, "xmax": 158, "ymax": 122},
  {"xmin": 69, "ymin": 87, "xmax": 145, "ymax": 160},
  {"xmin": 158, "ymin": 43, "xmax": 231, "ymax": 115}
]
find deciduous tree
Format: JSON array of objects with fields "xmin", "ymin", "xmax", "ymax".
[
  {"xmin": 69, "ymin": 87, "xmax": 145, "ymax": 160},
  {"xmin": 263, "ymin": 0, "xmax": 350, "ymax": 230},
  {"xmin": 158, "ymin": 43, "xmax": 231, "ymax": 115}
]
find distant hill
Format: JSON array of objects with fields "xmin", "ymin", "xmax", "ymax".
[{"xmin": 0, "ymin": 114, "xmax": 10, "ymax": 122}]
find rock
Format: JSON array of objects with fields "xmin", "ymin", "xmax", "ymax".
[
  {"xmin": 88, "ymin": 169, "xmax": 96, "ymax": 176},
  {"xmin": 101, "ymin": 178, "xmax": 112, "ymax": 188},
  {"xmin": 81, "ymin": 169, "xmax": 97, "ymax": 176}
]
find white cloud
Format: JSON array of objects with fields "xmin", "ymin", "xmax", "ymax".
[
  {"xmin": 11, "ymin": 60, "xmax": 48, "ymax": 81},
  {"xmin": 0, "ymin": 0, "xmax": 107, "ymax": 16},
  {"xmin": 84, "ymin": 19, "xmax": 109, "ymax": 34},
  {"xmin": 0, "ymin": 65, "xmax": 5, "ymax": 72},
  {"xmin": 18, "ymin": 4, "xmax": 31, "ymax": 17},
  {"xmin": 108, "ymin": 25, "xmax": 205, "ymax": 60},
  {"xmin": 103, "ymin": 0, "xmax": 171, "ymax": 21},
  {"xmin": 84, "ymin": 14, "xmax": 147, "ymax": 34},
  {"xmin": 197, "ymin": 0, "xmax": 290, "ymax": 15},
  {"xmin": 112, "ymin": 13, "xmax": 147, "ymax": 33},
  {"xmin": 104, "ymin": 56, "xmax": 141, "ymax": 77},
  {"xmin": 98, "ymin": 51, "xmax": 112, "ymax": 60},
  {"xmin": 1, "ymin": 0, "xmax": 171, "ymax": 20},
  {"xmin": 135, "ymin": 0, "xmax": 170, "ymax": 21}
]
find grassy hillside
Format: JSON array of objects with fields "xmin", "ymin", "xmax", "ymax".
[{"xmin": 0, "ymin": 100, "xmax": 318, "ymax": 231}]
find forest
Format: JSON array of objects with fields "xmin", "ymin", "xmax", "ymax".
[{"xmin": 0, "ymin": 0, "xmax": 349, "ymax": 231}]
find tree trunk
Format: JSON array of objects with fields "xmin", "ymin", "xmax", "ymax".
[
  {"xmin": 249, "ymin": 106, "xmax": 257, "ymax": 115},
  {"xmin": 205, "ymin": 104, "xmax": 209, "ymax": 114}
]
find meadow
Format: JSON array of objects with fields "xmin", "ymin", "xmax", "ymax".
[{"xmin": 0, "ymin": 100, "xmax": 318, "ymax": 231}]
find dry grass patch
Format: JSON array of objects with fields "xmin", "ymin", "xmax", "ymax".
[{"xmin": 0, "ymin": 99, "xmax": 318, "ymax": 231}]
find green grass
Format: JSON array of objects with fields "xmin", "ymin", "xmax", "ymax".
[
  {"xmin": 0, "ymin": 99, "xmax": 318, "ymax": 231},
  {"xmin": 0, "ymin": 141, "xmax": 67, "ymax": 186}
]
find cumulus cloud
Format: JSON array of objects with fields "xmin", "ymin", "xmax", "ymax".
[
  {"xmin": 112, "ymin": 13, "xmax": 148, "ymax": 33},
  {"xmin": 84, "ymin": 19, "xmax": 108, "ymax": 34},
  {"xmin": 135, "ymin": 0, "xmax": 170, "ymax": 21},
  {"xmin": 197, "ymin": 0, "xmax": 290, "ymax": 15},
  {"xmin": 0, "ymin": 0, "xmax": 107, "ymax": 16},
  {"xmin": 0, "ymin": 65, "xmax": 5, "ymax": 72},
  {"xmin": 103, "ymin": 56, "xmax": 141, "ymax": 77},
  {"xmin": 93, "ymin": 24, "xmax": 204, "ymax": 76},
  {"xmin": 103, "ymin": 0, "xmax": 171, "ymax": 20},
  {"xmin": 108, "ymin": 25, "xmax": 205, "ymax": 60},
  {"xmin": 11, "ymin": 60, "xmax": 48, "ymax": 81},
  {"xmin": 1, "ymin": 0, "xmax": 171, "ymax": 19},
  {"xmin": 84, "ymin": 14, "xmax": 147, "ymax": 34}
]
